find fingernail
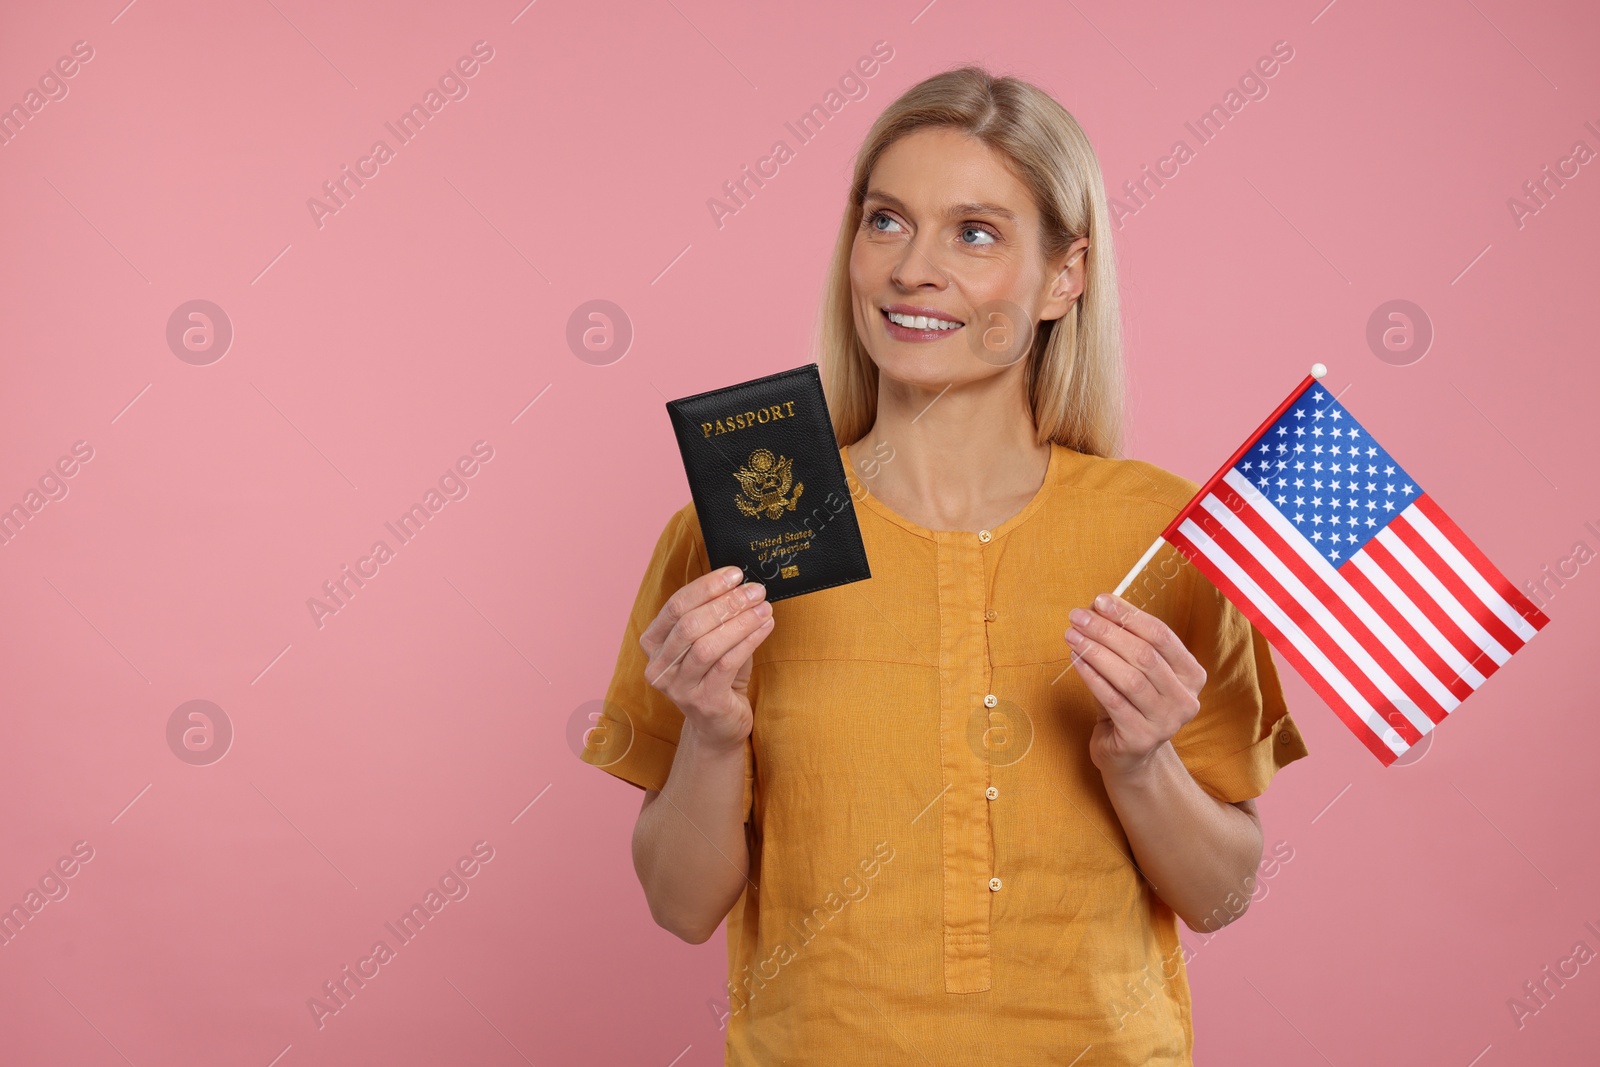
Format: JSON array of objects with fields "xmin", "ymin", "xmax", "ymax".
[
  {"xmin": 1095, "ymin": 594, "xmax": 1114, "ymax": 612},
  {"xmin": 724, "ymin": 566, "xmax": 744, "ymax": 586},
  {"xmin": 754, "ymin": 600, "xmax": 773, "ymax": 618},
  {"xmin": 745, "ymin": 582, "xmax": 766, "ymax": 602},
  {"xmin": 1068, "ymin": 608, "xmax": 1090, "ymax": 625}
]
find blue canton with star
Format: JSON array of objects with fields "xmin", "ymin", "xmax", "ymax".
[{"xmin": 1232, "ymin": 386, "xmax": 1422, "ymax": 569}]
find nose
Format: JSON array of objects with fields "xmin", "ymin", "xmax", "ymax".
[{"xmin": 889, "ymin": 231, "xmax": 951, "ymax": 292}]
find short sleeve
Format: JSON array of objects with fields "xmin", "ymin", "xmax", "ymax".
[
  {"xmin": 1170, "ymin": 565, "xmax": 1309, "ymax": 804},
  {"xmin": 579, "ymin": 504, "xmax": 755, "ymax": 820}
]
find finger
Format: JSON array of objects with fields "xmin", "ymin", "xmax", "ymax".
[
  {"xmin": 1090, "ymin": 592, "xmax": 1206, "ymax": 692},
  {"xmin": 1068, "ymin": 610, "xmax": 1180, "ymax": 705},
  {"xmin": 650, "ymin": 586, "xmax": 769, "ymax": 690},
  {"xmin": 1066, "ymin": 617, "xmax": 1168, "ymax": 717},
  {"xmin": 641, "ymin": 565, "xmax": 745, "ymax": 656},
  {"xmin": 692, "ymin": 609, "xmax": 775, "ymax": 695},
  {"xmin": 1071, "ymin": 648, "xmax": 1147, "ymax": 737}
]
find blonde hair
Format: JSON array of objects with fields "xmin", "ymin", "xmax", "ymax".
[{"xmin": 815, "ymin": 65, "xmax": 1124, "ymax": 458}]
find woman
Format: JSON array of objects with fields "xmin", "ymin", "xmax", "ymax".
[{"xmin": 581, "ymin": 65, "xmax": 1308, "ymax": 1065}]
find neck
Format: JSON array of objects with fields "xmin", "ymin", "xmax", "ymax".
[{"xmin": 848, "ymin": 366, "xmax": 1052, "ymax": 532}]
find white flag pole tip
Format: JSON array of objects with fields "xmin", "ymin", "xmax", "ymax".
[
  {"xmin": 1111, "ymin": 536, "xmax": 1166, "ymax": 598},
  {"xmin": 1311, "ymin": 362, "xmax": 1327, "ymax": 379}
]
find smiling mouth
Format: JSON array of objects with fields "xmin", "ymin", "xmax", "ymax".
[{"xmin": 881, "ymin": 308, "xmax": 965, "ymax": 332}]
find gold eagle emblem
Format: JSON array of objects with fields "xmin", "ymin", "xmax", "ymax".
[{"xmin": 733, "ymin": 448, "xmax": 803, "ymax": 519}]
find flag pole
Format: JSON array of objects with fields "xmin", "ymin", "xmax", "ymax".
[{"xmin": 1110, "ymin": 362, "xmax": 1329, "ymax": 599}]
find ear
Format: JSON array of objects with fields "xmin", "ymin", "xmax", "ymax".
[{"xmin": 1038, "ymin": 236, "xmax": 1091, "ymax": 323}]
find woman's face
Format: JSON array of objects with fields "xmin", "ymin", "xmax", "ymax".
[{"xmin": 848, "ymin": 126, "xmax": 1087, "ymax": 389}]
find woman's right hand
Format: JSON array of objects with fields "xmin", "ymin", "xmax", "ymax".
[{"xmin": 638, "ymin": 564, "xmax": 774, "ymax": 753}]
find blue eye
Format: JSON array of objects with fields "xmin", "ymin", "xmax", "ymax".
[
  {"xmin": 961, "ymin": 226, "xmax": 997, "ymax": 245},
  {"xmin": 866, "ymin": 210, "xmax": 903, "ymax": 232}
]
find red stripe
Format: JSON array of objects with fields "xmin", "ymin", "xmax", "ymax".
[
  {"xmin": 1412, "ymin": 493, "xmax": 1551, "ymax": 629},
  {"xmin": 1390, "ymin": 509, "xmax": 1524, "ymax": 657},
  {"xmin": 1340, "ymin": 558, "xmax": 1475, "ymax": 702},
  {"xmin": 1168, "ymin": 525, "xmax": 1401, "ymax": 766},
  {"xmin": 1211, "ymin": 481, "xmax": 1451, "ymax": 725},
  {"xmin": 1191, "ymin": 502, "xmax": 1425, "ymax": 748},
  {"xmin": 1160, "ymin": 375, "xmax": 1318, "ymax": 545},
  {"xmin": 1363, "ymin": 533, "xmax": 1492, "ymax": 681}
]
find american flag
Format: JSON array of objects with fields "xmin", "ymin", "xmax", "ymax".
[{"xmin": 1119, "ymin": 371, "xmax": 1551, "ymax": 765}]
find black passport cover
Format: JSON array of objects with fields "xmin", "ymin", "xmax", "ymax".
[{"xmin": 665, "ymin": 363, "xmax": 871, "ymax": 601}]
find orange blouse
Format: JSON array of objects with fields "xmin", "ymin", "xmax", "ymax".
[{"xmin": 582, "ymin": 441, "xmax": 1309, "ymax": 1065}]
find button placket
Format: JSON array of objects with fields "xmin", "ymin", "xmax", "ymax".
[{"xmin": 935, "ymin": 530, "xmax": 994, "ymax": 994}]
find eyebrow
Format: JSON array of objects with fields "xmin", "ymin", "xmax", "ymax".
[{"xmin": 862, "ymin": 189, "xmax": 1020, "ymax": 224}]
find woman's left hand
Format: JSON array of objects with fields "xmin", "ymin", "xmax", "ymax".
[{"xmin": 1065, "ymin": 592, "xmax": 1208, "ymax": 780}]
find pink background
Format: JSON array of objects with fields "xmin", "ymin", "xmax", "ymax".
[{"xmin": 1, "ymin": 0, "xmax": 1596, "ymax": 1063}]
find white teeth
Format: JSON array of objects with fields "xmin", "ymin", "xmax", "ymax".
[{"xmin": 885, "ymin": 310, "xmax": 961, "ymax": 330}]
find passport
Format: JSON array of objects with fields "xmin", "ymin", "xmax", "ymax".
[{"xmin": 665, "ymin": 363, "xmax": 872, "ymax": 601}]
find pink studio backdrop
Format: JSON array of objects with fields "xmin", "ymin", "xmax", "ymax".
[{"xmin": 1, "ymin": 0, "xmax": 1596, "ymax": 1063}]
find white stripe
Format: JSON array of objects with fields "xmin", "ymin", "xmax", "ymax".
[
  {"xmin": 1176, "ymin": 516, "xmax": 1408, "ymax": 757},
  {"xmin": 1404, "ymin": 503, "xmax": 1538, "ymax": 642},
  {"xmin": 1223, "ymin": 472, "xmax": 1460, "ymax": 717},
  {"xmin": 1349, "ymin": 553, "xmax": 1488, "ymax": 688},
  {"xmin": 1376, "ymin": 522, "xmax": 1511, "ymax": 668},
  {"xmin": 1200, "ymin": 491, "xmax": 1436, "ymax": 737}
]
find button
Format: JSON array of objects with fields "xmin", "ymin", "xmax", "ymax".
[
  {"xmin": 989, "ymin": 877, "xmax": 1003, "ymax": 891},
  {"xmin": 985, "ymin": 786, "xmax": 999, "ymax": 800},
  {"xmin": 1280, "ymin": 732, "xmax": 1295, "ymax": 744},
  {"xmin": 983, "ymin": 694, "xmax": 998, "ymax": 708},
  {"xmin": 984, "ymin": 609, "xmax": 998, "ymax": 622},
  {"xmin": 977, "ymin": 529, "xmax": 992, "ymax": 543}
]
